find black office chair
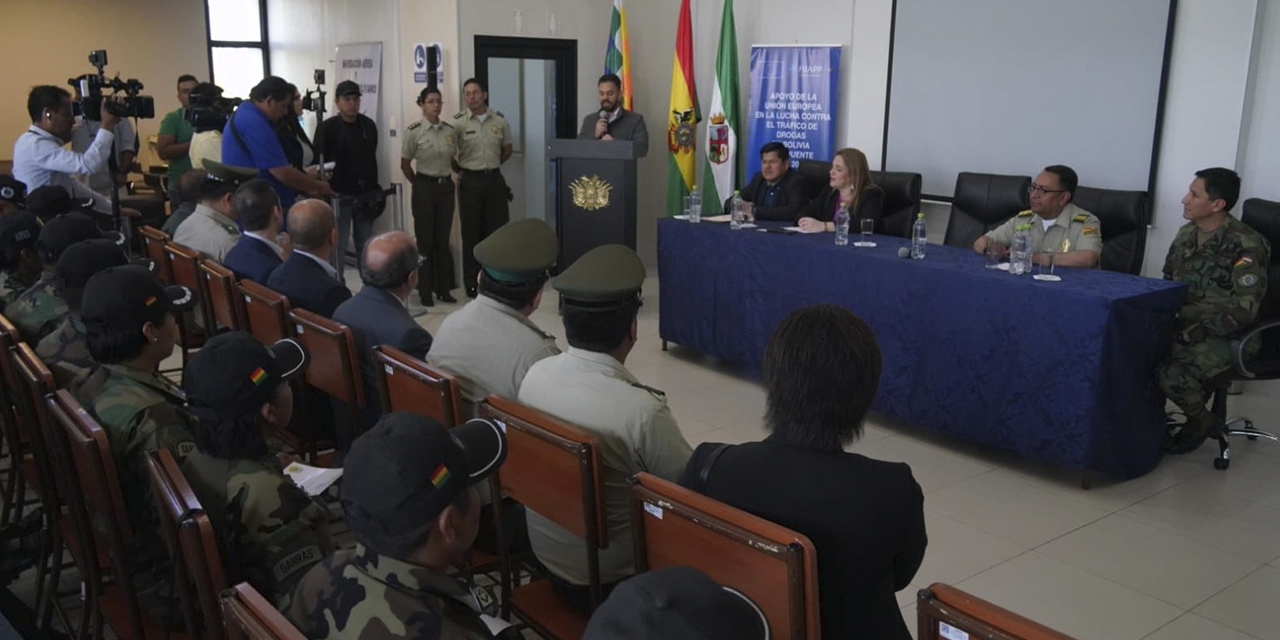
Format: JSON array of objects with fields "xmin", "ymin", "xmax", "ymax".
[
  {"xmin": 943, "ymin": 172, "xmax": 1031, "ymax": 248},
  {"xmin": 1206, "ymin": 197, "xmax": 1280, "ymax": 470},
  {"xmin": 871, "ymin": 171, "xmax": 923, "ymax": 238},
  {"xmin": 1072, "ymin": 186, "xmax": 1151, "ymax": 275},
  {"xmin": 796, "ymin": 159, "xmax": 830, "ymax": 202}
]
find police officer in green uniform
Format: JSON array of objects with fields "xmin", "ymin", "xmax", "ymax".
[
  {"xmin": 452, "ymin": 78, "xmax": 514, "ymax": 299},
  {"xmin": 517, "ymin": 245, "xmax": 693, "ymax": 612},
  {"xmin": 5, "ymin": 212, "xmax": 112, "ymax": 343},
  {"xmin": 1158, "ymin": 168, "xmax": 1270, "ymax": 454},
  {"xmin": 180, "ymin": 332, "xmax": 332, "ymax": 610},
  {"xmin": 402, "ymin": 86, "xmax": 459, "ymax": 305},
  {"xmin": 288, "ymin": 412, "xmax": 516, "ymax": 640},
  {"xmin": 37, "ymin": 238, "xmax": 129, "ymax": 387},
  {"xmin": 173, "ymin": 159, "xmax": 258, "ymax": 262},
  {"xmin": 0, "ymin": 210, "xmax": 43, "ymax": 308},
  {"xmin": 973, "ymin": 165, "xmax": 1104, "ymax": 268}
]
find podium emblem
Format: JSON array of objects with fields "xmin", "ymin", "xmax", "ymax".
[{"xmin": 570, "ymin": 175, "xmax": 613, "ymax": 211}]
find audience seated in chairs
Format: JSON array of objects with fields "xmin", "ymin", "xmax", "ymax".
[
  {"xmin": 179, "ymin": 332, "xmax": 332, "ymax": 610},
  {"xmin": 286, "ymin": 412, "xmax": 517, "ymax": 639},
  {"xmin": 0, "ymin": 210, "xmax": 44, "ymax": 308},
  {"xmin": 224, "ymin": 178, "xmax": 288, "ymax": 283},
  {"xmin": 162, "ymin": 169, "xmax": 206, "ymax": 236},
  {"xmin": 796, "ymin": 147, "xmax": 883, "ymax": 233},
  {"xmin": 268, "ymin": 199, "xmax": 350, "ymax": 318},
  {"xmin": 6, "ymin": 211, "xmax": 111, "ymax": 343},
  {"xmin": 679, "ymin": 303, "xmax": 927, "ymax": 640},
  {"xmin": 173, "ymin": 160, "xmax": 255, "ymax": 262},
  {"xmin": 36, "ymin": 238, "xmax": 129, "ymax": 386},
  {"xmin": 582, "ymin": 566, "xmax": 769, "ymax": 640},
  {"xmin": 517, "ymin": 244, "xmax": 693, "ymax": 612}
]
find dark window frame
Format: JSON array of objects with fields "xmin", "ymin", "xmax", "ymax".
[{"xmin": 203, "ymin": 0, "xmax": 271, "ymax": 88}]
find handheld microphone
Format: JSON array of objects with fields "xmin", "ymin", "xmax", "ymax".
[
  {"xmin": 898, "ymin": 247, "xmax": 911, "ymax": 259},
  {"xmin": 599, "ymin": 109, "xmax": 608, "ymax": 120}
]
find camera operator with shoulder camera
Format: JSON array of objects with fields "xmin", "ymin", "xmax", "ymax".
[
  {"xmin": 70, "ymin": 102, "xmax": 136, "ymax": 199},
  {"xmin": 157, "ymin": 74, "xmax": 200, "ymax": 184},
  {"xmin": 222, "ymin": 76, "xmax": 335, "ymax": 209}
]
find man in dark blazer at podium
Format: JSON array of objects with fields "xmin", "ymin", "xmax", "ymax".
[
  {"xmin": 577, "ymin": 74, "xmax": 649, "ymax": 157},
  {"xmin": 723, "ymin": 142, "xmax": 808, "ymax": 221}
]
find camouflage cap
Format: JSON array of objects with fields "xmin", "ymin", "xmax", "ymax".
[
  {"xmin": 26, "ymin": 185, "xmax": 95, "ymax": 222},
  {"xmin": 342, "ymin": 413, "xmax": 507, "ymax": 554},
  {"xmin": 0, "ymin": 175, "xmax": 27, "ymax": 206},
  {"xmin": 184, "ymin": 332, "xmax": 309, "ymax": 424},
  {"xmin": 202, "ymin": 159, "xmax": 259, "ymax": 185},
  {"xmin": 36, "ymin": 212, "xmax": 116, "ymax": 264},
  {"xmin": 582, "ymin": 566, "xmax": 770, "ymax": 640},
  {"xmin": 474, "ymin": 218, "xmax": 558, "ymax": 282},
  {"xmin": 81, "ymin": 265, "xmax": 195, "ymax": 340},
  {"xmin": 553, "ymin": 244, "xmax": 645, "ymax": 309},
  {"xmin": 55, "ymin": 238, "xmax": 129, "ymax": 292}
]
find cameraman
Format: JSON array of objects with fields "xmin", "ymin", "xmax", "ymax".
[
  {"xmin": 157, "ymin": 74, "xmax": 199, "ymax": 184},
  {"xmin": 12, "ymin": 85, "xmax": 132, "ymax": 218},
  {"xmin": 188, "ymin": 82, "xmax": 227, "ymax": 171},
  {"xmin": 70, "ymin": 105, "xmax": 135, "ymax": 198},
  {"xmin": 222, "ymin": 76, "xmax": 334, "ymax": 209}
]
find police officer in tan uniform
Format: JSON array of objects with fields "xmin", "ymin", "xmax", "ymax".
[
  {"xmin": 401, "ymin": 86, "xmax": 458, "ymax": 305},
  {"xmin": 973, "ymin": 165, "xmax": 1103, "ymax": 268},
  {"xmin": 452, "ymin": 78, "xmax": 513, "ymax": 299}
]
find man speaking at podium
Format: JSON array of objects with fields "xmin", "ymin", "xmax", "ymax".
[{"xmin": 578, "ymin": 74, "xmax": 649, "ymax": 158}]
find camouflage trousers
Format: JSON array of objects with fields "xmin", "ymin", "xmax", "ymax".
[{"xmin": 1156, "ymin": 338, "xmax": 1235, "ymax": 431}]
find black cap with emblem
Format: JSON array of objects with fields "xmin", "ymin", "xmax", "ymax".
[
  {"xmin": 26, "ymin": 185, "xmax": 95, "ymax": 222},
  {"xmin": 0, "ymin": 175, "xmax": 27, "ymax": 207},
  {"xmin": 55, "ymin": 238, "xmax": 129, "ymax": 297},
  {"xmin": 36, "ymin": 212, "xmax": 119, "ymax": 264},
  {"xmin": 553, "ymin": 244, "xmax": 645, "ymax": 310},
  {"xmin": 184, "ymin": 332, "xmax": 309, "ymax": 425},
  {"xmin": 582, "ymin": 566, "xmax": 771, "ymax": 640},
  {"xmin": 0, "ymin": 210, "xmax": 41, "ymax": 264},
  {"xmin": 81, "ymin": 265, "xmax": 195, "ymax": 341}
]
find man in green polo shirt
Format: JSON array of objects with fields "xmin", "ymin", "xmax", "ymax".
[{"xmin": 157, "ymin": 74, "xmax": 199, "ymax": 184}]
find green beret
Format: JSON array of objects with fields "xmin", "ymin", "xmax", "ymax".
[
  {"xmin": 554, "ymin": 244, "xmax": 645, "ymax": 308},
  {"xmin": 475, "ymin": 219, "xmax": 558, "ymax": 282},
  {"xmin": 202, "ymin": 159, "xmax": 259, "ymax": 185}
]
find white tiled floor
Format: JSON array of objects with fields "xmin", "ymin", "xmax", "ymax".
[{"xmin": 311, "ymin": 272, "xmax": 1280, "ymax": 639}]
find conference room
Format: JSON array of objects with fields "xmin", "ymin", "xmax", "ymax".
[{"xmin": 1, "ymin": 0, "xmax": 1279, "ymax": 639}]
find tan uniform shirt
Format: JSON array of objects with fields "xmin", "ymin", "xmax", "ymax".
[
  {"xmin": 451, "ymin": 109, "xmax": 513, "ymax": 171},
  {"xmin": 174, "ymin": 203, "xmax": 241, "ymax": 262},
  {"xmin": 983, "ymin": 202, "xmax": 1103, "ymax": 261},
  {"xmin": 402, "ymin": 119, "xmax": 457, "ymax": 177},
  {"xmin": 517, "ymin": 348, "xmax": 693, "ymax": 585}
]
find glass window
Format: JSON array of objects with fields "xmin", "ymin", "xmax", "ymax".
[
  {"xmin": 211, "ymin": 47, "xmax": 267, "ymax": 100},
  {"xmin": 207, "ymin": 0, "xmax": 263, "ymax": 42}
]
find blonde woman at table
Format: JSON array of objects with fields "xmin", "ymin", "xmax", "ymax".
[{"xmin": 796, "ymin": 147, "xmax": 883, "ymax": 232}]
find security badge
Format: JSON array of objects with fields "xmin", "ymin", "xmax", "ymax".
[
  {"xmin": 490, "ymin": 124, "xmax": 500, "ymax": 134},
  {"xmin": 445, "ymin": 134, "xmax": 454, "ymax": 145}
]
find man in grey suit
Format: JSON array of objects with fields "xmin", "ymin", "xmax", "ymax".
[{"xmin": 577, "ymin": 74, "xmax": 649, "ymax": 157}]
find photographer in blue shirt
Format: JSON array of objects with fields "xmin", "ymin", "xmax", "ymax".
[{"xmin": 222, "ymin": 76, "xmax": 334, "ymax": 209}]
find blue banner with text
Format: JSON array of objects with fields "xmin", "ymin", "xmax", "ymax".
[{"xmin": 746, "ymin": 46, "xmax": 842, "ymax": 180}]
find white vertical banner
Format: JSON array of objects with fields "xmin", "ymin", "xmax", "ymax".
[{"xmin": 335, "ymin": 42, "xmax": 383, "ymax": 118}]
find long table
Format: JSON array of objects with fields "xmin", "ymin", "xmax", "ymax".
[{"xmin": 656, "ymin": 219, "xmax": 1187, "ymax": 479}]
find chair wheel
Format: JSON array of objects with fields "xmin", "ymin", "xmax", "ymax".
[{"xmin": 1214, "ymin": 458, "xmax": 1230, "ymax": 470}]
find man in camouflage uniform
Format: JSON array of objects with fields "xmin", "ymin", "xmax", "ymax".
[
  {"xmin": 37, "ymin": 238, "xmax": 129, "ymax": 387},
  {"xmin": 0, "ymin": 210, "xmax": 43, "ymax": 308},
  {"xmin": 1158, "ymin": 168, "xmax": 1270, "ymax": 454},
  {"xmin": 452, "ymin": 78, "xmax": 513, "ymax": 299},
  {"xmin": 180, "ymin": 332, "xmax": 331, "ymax": 610},
  {"xmin": 5, "ymin": 212, "xmax": 107, "ymax": 342},
  {"xmin": 288, "ymin": 412, "xmax": 515, "ymax": 640}
]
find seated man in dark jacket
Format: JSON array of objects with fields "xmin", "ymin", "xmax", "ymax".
[
  {"xmin": 723, "ymin": 141, "xmax": 808, "ymax": 221},
  {"xmin": 267, "ymin": 199, "xmax": 350, "ymax": 318},
  {"xmin": 223, "ymin": 179, "xmax": 286, "ymax": 283}
]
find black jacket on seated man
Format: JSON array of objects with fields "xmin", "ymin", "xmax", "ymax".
[
  {"xmin": 223, "ymin": 234, "xmax": 283, "ymax": 284},
  {"xmin": 266, "ymin": 252, "xmax": 351, "ymax": 318},
  {"xmin": 799, "ymin": 184, "xmax": 885, "ymax": 224},
  {"xmin": 723, "ymin": 168, "xmax": 809, "ymax": 221}
]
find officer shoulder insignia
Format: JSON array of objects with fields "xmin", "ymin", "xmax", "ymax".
[
  {"xmin": 1016, "ymin": 210, "xmax": 1033, "ymax": 217},
  {"xmin": 535, "ymin": 328, "xmax": 556, "ymax": 341},
  {"xmin": 452, "ymin": 111, "xmax": 466, "ymax": 120},
  {"xmin": 1233, "ymin": 253, "xmax": 1256, "ymax": 269},
  {"xmin": 406, "ymin": 121, "xmax": 422, "ymax": 131},
  {"xmin": 1081, "ymin": 226, "xmax": 1098, "ymax": 236},
  {"xmin": 494, "ymin": 110, "xmax": 506, "ymax": 118},
  {"xmin": 1239, "ymin": 273, "xmax": 1260, "ymax": 287},
  {"xmin": 1073, "ymin": 213, "xmax": 1090, "ymax": 223},
  {"xmin": 629, "ymin": 382, "xmax": 666, "ymax": 399}
]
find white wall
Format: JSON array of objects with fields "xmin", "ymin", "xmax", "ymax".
[{"xmin": 1239, "ymin": 0, "xmax": 1280, "ymax": 204}]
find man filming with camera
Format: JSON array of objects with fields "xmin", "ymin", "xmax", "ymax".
[{"xmin": 222, "ymin": 76, "xmax": 335, "ymax": 210}]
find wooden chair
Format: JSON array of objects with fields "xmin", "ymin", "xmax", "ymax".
[
  {"xmin": 629, "ymin": 472, "xmax": 822, "ymax": 640},
  {"xmin": 479, "ymin": 394, "xmax": 606, "ymax": 640},
  {"xmin": 0, "ymin": 313, "xmax": 29, "ymax": 528},
  {"xmin": 220, "ymin": 583, "xmax": 307, "ymax": 640},
  {"xmin": 237, "ymin": 280, "xmax": 292, "ymax": 346},
  {"xmin": 371, "ymin": 345, "xmax": 463, "ymax": 425},
  {"xmin": 147, "ymin": 448, "xmax": 227, "ymax": 640},
  {"xmin": 139, "ymin": 225, "xmax": 174, "ymax": 284},
  {"xmin": 289, "ymin": 308, "xmax": 364, "ymax": 453},
  {"xmin": 164, "ymin": 241, "xmax": 210, "ymax": 365},
  {"xmin": 917, "ymin": 583, "xmax": 1078, "ymax": 640},
  {"xmin": 200, "ymin": 259, "xmax": 245, "ymax": 332}
]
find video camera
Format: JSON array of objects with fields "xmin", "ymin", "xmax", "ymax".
[
  {"xmin": 67, "ymin": 50, "xmax": 155, "ymax": 121},
  {"xmin": 185, "ymin": 84, "xmax": 242, "ymax": 133},
  {"xmin": 300, "ymin": 69, "xmax": 327, "ymax": 113}
]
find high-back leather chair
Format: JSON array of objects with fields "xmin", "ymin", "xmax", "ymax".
[
  {"xmin": 871, "ymin": 170, "xmax": 923, "ymax": 238},
  {"xmin": 629, "ymin": 472, "xmax": 821, "ymax": 640},
  {"xmin": 220, "ymin": 583, "xmax": 307, "ymax": 640},
  {"xmin": 795, "ymin": 159, "xmax": 830, "ymax": 202},
  {"xmin": 943, "ymin": 172, "xmax": 1031, "ymax": 248},
  {"xmin": 917, "ymin": 583, "xmax": 1078, "ymax": 640},
  {"xmin": 1071, "ymin": 186, "xmax": 1150, "ymax": 275}
]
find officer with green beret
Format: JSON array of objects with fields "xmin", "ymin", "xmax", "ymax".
[
  {"xmin": 452, "ymin": 78, "xmax": 513, "ymax": 299},
  {"xmin": 517, "ymin": 244, "xmax": 693, "ymax": 610},
  {"xmin": 173, "ymin": 159, "xmax": 258, "ymax": 262}
]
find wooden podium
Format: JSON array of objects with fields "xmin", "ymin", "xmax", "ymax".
[{"xmin": 548, "ymin": 140, "xmax": 641, "ymax": 270}]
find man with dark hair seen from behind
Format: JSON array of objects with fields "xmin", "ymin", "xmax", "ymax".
[
  {"xmin": 224, "ymin": 179, "xmax": 288, "ymax": 283},
  {"xmin": 222, "ymin": 76, "xmax": 335, "ymax": 209},
  {"xmin": 157, "ymin": 74, "xmax": 200, "ymax": 184},
  {"xmin": 287, "ymin": 412, "xmax": 519, "ymax": 639},
  {"xmin": 1158, "ymin": 167, "xmax": 1270, "ymax": 454},
  {"xmin": 452, "ymin": 78, "xmax": 514, "ymax": 299},
  {"xmin": 315, "ymin": 80, "xmax": 380, "ymax": 280},
  {"xmin": 267, "ymin": 199, "xmax": 351, "ymax": 318},
  {"xmin": 577, "ymin": 73, "xmax": 649, "ymax": 157},
  {"xmin": 518, "ymin": 244, "xmax": 693, "ymax": 612},
  {"xmin": 973, "ymin": 164, "xmax": 1103, "ymax": 268},
  {"xmin": 727, "ymin": 141, "xmax": 808, "ymax": 221}
]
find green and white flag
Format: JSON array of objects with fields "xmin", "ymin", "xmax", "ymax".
[{"xmin": 702, "ymin": 0, "xmax": 741, "ymax": 214}]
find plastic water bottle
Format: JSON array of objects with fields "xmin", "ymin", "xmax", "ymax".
[
  {"xmin": 834, "ymin": 205, "xmax": 850, "ymax": 246},
  {"xmin": 688, "ymin": 185, "xmax": 701, "ymax": 223},
  {"xmin": 730, "ymin": 190, "xmax": 745, "ymax": 230},
  {"xmin": 1010, "ymin": 224, "xmax": 1030, "ymax": 275},
  {"xmin": 911, "ymin": 213, "xmax": 927, "ymax": 259}
]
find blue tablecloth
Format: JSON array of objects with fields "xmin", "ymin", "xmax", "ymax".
[{"xmin": 657, "ymin": 219, "xmax": 1188, "ymax": 479}]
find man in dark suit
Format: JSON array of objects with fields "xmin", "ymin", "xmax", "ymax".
[
  {"xmin": 725, "ymin": 142, "xmax": 808, "ymax": 221},
  {"xmin": 577, "ymin": 74, "xmax": 649, "ymax": 157},
  {"xmin": 267, "ymin": 199, "xmax": 351, "ymax": 318},
  {"xmin": 223, "ymin": 179, "xmax": 286, "ymax": 283},
  {"xmin": 333, "ymin": 230, "xmax": 434, "ymax": 431}
]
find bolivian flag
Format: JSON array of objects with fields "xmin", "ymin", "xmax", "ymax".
[{"xmin": 666, "ymin": 0, "xmax": 700, "ymax": 216}]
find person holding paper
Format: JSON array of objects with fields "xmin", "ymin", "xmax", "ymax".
[
  {"xmin": 180, "ymin": 331, "xmax": 333, "ymax": 610},
  {"xmin": 796, "ymin": 147, "xmax": 883, "ymax": 232}
]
